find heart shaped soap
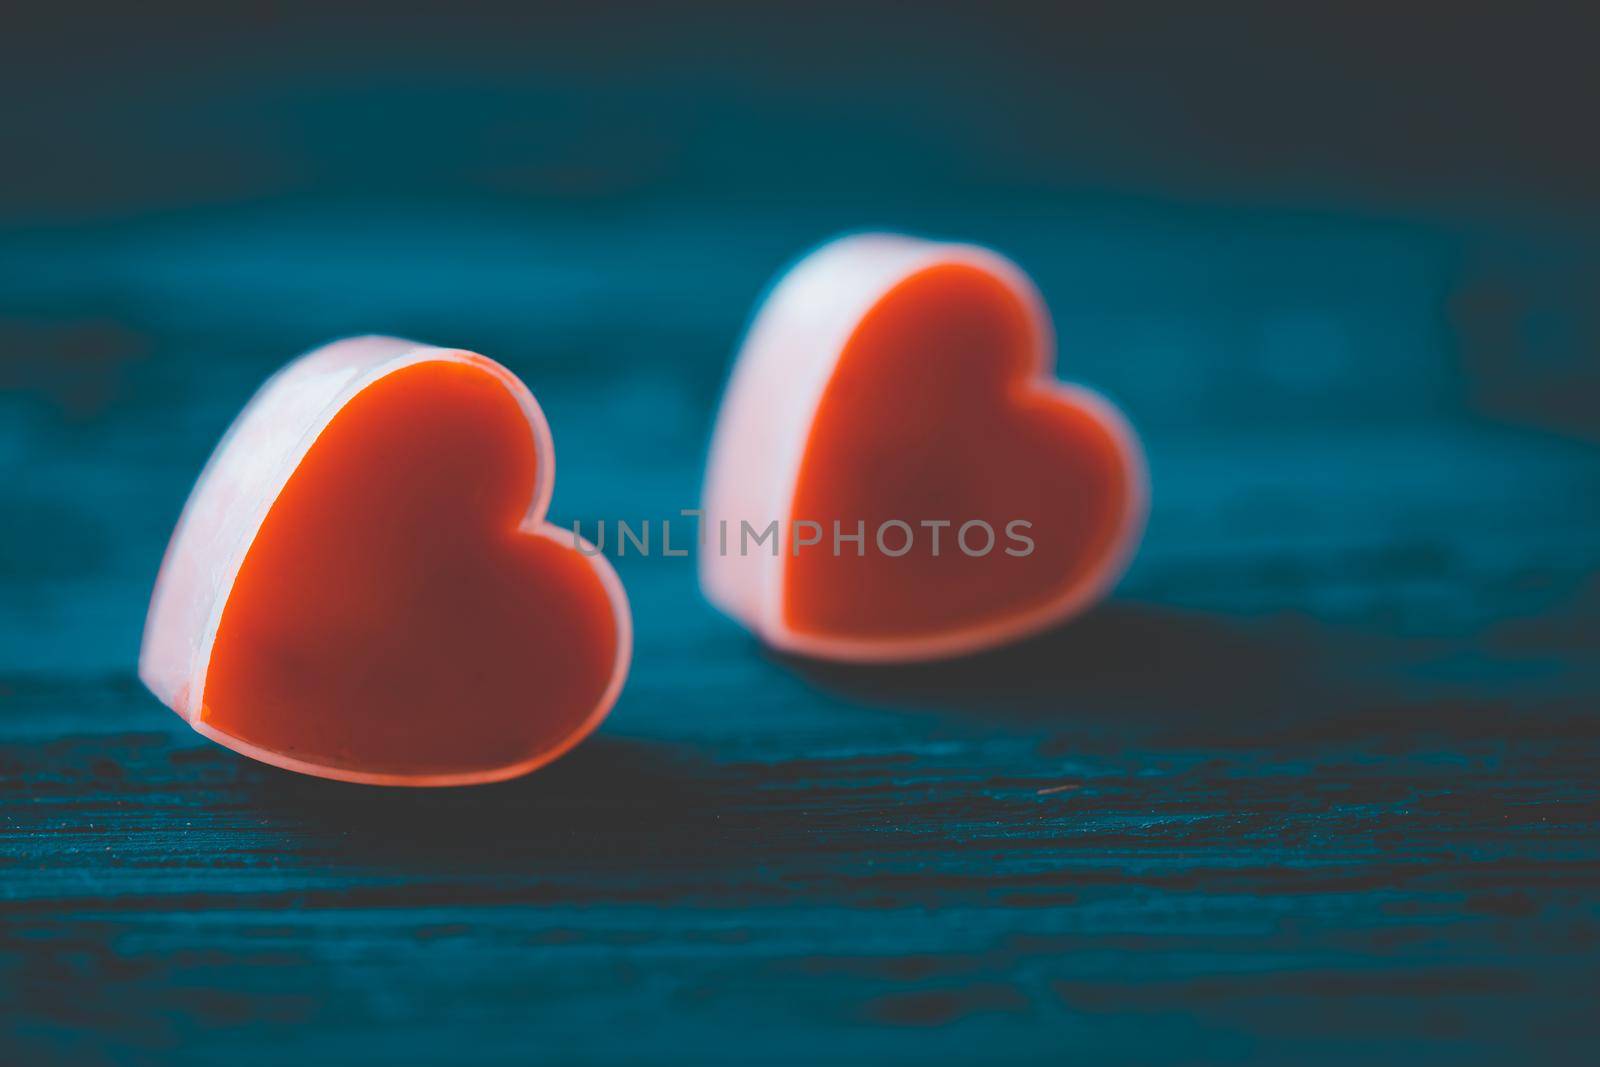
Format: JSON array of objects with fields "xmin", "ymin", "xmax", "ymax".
[
  {"xmin": 701, "ymin": 234, "xmax": 1146, "ymax": 662},
  {"xmin": 140, "ymin": 336, "xmax": 630, "ymax": 785}
]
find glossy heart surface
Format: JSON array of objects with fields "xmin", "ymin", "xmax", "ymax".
[{"xmin": 140, "ymin": 337, "xmax": 630, "ymax": 785}]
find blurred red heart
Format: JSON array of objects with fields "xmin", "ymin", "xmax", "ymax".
[{"xmin": 702, "ymin": 234, "xmax": 1145, "ymax": 661}]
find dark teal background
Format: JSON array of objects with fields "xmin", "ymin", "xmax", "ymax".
[{"xmin": 2, "ymin": 6, "xmax": 1598, "ymax": 1065}]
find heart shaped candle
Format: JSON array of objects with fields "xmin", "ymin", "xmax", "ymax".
[
  {"xmin": 701, "ymin": 234, "xmax": 1146, "ymax": 662},
  {"xmin": 140, "ymin": 336, "xmax": 630, "ymax": 785}
]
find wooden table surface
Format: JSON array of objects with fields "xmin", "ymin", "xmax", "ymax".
[{"xmin": 2, "ymin": 200, "xmax": 1598, "ymax": 1065}]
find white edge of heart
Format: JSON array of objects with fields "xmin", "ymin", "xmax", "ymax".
[
  {"xmin": 699, "ymin": 232, "xmax": 1149, "ymax": 664},
  {"xmin": 138, "ymin": 335, "xmax": 632, "ymax": 787}
]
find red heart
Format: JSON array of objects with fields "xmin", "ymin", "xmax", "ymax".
[
  {"xmin": 701, "ymin": 234, "xmax": 1146, "ymax": 661},
  {"xmin": 140, "ymin": 337, "xmax": 630, "ymax": 786}
]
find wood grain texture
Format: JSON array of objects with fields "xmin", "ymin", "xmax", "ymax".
[{"xmin": 3, "ymin": 203, "xmax": 1598, "ymax": 1065}]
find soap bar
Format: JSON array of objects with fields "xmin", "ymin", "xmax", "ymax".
[
  {"xmin": 140, "ymin": 337, "xmax": 630, "ymax": 786},
  {"xmin": 701, "ymin": 234, "xmax": 1146, "ymax": 662}
]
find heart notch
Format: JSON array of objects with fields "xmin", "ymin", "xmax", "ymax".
[
  {"xmin": 701, "ymin": 234, "xmax": 1147, "ymax": 662},
  {"xmin": 140, "ymin": 336, "xmax": 631, "ymax": 786}
]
